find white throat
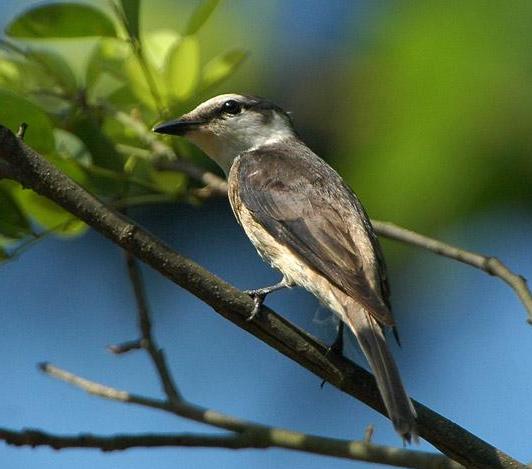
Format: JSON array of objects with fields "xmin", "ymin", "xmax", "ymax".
[{"xmin": 188, "ymin": 112, "xmax": 294, "ymax": 175}]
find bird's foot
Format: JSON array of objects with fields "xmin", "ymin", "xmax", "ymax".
[
  {"xmin": 244, "ymin": 288, "xmax": 268, "ymax": 321},
  {"xmin": 244, "ymin": 278, "xmax": 293, "ymax": 321},
  {"xmin": 320, "ymin": 322, "xmax": 345, "ymax": 388},
  {"xmin": 327, "ymin": 321, "xmax": 345, "ymax": 357}
]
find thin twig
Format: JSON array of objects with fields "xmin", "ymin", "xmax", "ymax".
[
  {"xmin": 371, "ymin": 221, "xmax": 532, "ymax": 324},
  {"xmin": 108, "ymin": 339, "xmax": 143, "ymax": 354},
  {"xmin": 124, "ymin": 252, "xmax": 182, "ymax": 402},
  {"xmin": 16, "ymin": 123, "xmax": 28, "ymax": 140},
  {"xmin": 37, "ymin": 363, "xmax": 462, "ymax": 468},
  {"xmin": 108, "ymin": 1, "xmax": 165, "ymax": 116}
]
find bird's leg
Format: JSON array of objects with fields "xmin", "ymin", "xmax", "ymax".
[
  {"xmin": 329, "ymin": 320, "xmax": 345, "ymax": 356},
  {"xmin": 244, "ymin": 277, "xmax": 293, "ymax": 321},
  {"xmin": 321, "ymin": 321, "xmax": 345, "ymax": 388}
]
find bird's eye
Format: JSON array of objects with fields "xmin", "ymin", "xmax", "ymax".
[{"xmin": 221, "ymin": 99, "xmax": 241, "ymax": 115}]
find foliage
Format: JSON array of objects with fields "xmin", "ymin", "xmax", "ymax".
[
  {"xmin": 338, "ymin": 2, "xmax": 532, "ymax": 230},
  {"xmin": 0, "ymin": 0, "xmax": 247, "ymax": 258}
]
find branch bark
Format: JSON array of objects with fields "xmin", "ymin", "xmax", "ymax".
[
  {"xmin": 0, "ymin": 426, "xmax": 463, "ymax": 468},
  {"xmin": 0, "ymin": 124, "xmax": 526, "ymax": 469}
]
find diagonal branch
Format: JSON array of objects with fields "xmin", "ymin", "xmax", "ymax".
[
  {"xmin": 0, "ymin": 125, "xmax": 526, "ymax": 469},
  {"xmin": 36, "ymin": 363, "xmax": 462, "ymax": 468}
]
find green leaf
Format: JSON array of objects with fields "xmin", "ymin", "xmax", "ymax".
[
  {"xmin": 143, "ymin": 29, "xmax": 180, "ymax": 70},
  {"xmin": 0, "ymin": 186, "xmax": 31, "ymax": 239},
  {"xmin": 123, "ymin": 54, "xmax": 164, "ymax": 111},
  {"xmin": 0, "ymin": 89, "xmax": 55, "ymax": 154},
  {"xmin": 0, "ymin": 58, "xmax": 22, "ymax": 91},
  {"xmin": 185, "ymin": 0, "xmax": 221, "ymax": 36},
  {"xmin": 27, "ymin": 49, "xmax": 77, "ymax": 94},
  {"xmin": 16, "ymin": 189, "xmax": 87, "ymax": 237},
  {"xmin": 165, "ymin": 36, "xmax": 200, "ymax": 101},
  {"xmin": 0, "ymin": 247, "xmax": 8, "ymax": 261},
  {"xmin": 54, "ymin": 129, "xmax": 91, "ymax": 164},
  {"xmin": 201, "ymin": 49, "xmax": 248, "ymax": 90},
  {"xmin": 70, "ymin": 114, "xmax": 123, "ymax": 171},
  {"xmin": 120, "ymin": 0, "xmax": 141, "ymax": 40},
  {"xmin": 150, "ymin": 169, "xmax": 186, "ymax": 195},
  {"xmin": 6, "ymin": 3, "xmax": 116, "ymax": 38},
  {"xmin": 85, "ymin": 38, "xmax": 130, "ymax": 92}
]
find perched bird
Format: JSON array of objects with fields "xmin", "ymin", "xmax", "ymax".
[{"xmin": 153, "ymin": 94, "xmax": 417, "ymax": 440}]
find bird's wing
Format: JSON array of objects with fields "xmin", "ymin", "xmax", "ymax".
[{"xmin": 235, "ymin": 146, "xmax": 394, "ymax": 326}]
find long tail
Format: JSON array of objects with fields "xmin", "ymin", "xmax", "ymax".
[{"xmin": 343, "ymin": 303, "xmax": 417, "ymax": 441}]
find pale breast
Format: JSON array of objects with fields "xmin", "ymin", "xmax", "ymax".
[{"xmin": 228, "ymin": 159, "xmax": 346, "ymax": 317}]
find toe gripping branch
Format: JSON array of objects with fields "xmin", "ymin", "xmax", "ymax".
[{"xmin": 244, "ymin": 277, "xmax": 293, "ymax": 321}]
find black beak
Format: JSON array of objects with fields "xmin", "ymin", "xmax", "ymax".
[{"xmin": 152, "ymin": 118, "xmax": 205, "ymax": 136}]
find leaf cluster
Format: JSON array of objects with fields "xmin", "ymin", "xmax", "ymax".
[{"xmin": 0, "ymin": 0, "xmax": 246, "ymax": 260}]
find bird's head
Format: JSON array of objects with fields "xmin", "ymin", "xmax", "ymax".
[{"xmin": 153, "ymin": 94, "xmax": 295, "ymax": 173}]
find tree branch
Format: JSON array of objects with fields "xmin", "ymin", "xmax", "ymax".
[
  {"xmin": 0, "ymin": 428, "xmax": 463, "ymax": 469},
  {"xmin": 0, "ymin": 125, "xmax": 526, "ymax": 468},
  {"xmin": 35, "ymin": 363, "xmax": 462, "ymax": 468},
  {"xmin": 122, "ymin": 252, "xmax": 182, "ymax": 403},
  {"xmin": 371, "ymin": 221, "xmax": 532, "ymax": 323}
]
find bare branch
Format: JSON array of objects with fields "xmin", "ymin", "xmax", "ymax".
[
  {"xmin": 16, "ymin": 123, "xmax": 28, "ymax": 140},
  {"xmin": 0, "ymin": 125, "xmax": 526, "ymax": 469},
  {"xmin": 108, "ymin": 339, "xmax": 143, "ymax": 354},
  {"xmin": 0, "ymin": 428, "xmax": 463, "ymax": 469},
  {"xmin": 124, "ymin": 251, "xmax": 182, "ymax": 402},
  {"xmin": 36, "ymin": 363, "xmax": 462, "ymax": 468},
  {"xmin": 371, "ymin": 221, "xmax": 532, "ymax": 323}
]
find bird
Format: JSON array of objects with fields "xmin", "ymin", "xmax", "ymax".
[{"xmin": 153, "ymin": 93, "xmax": 417, "ymax": 440}]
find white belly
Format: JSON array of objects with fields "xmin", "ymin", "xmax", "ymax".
[{"xmin": 235, "ymin": 200, "xmax": 347, "ymax": 320}]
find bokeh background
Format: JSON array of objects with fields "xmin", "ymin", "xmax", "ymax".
[{"xmin": 1, "ymin": 1, "xmax": 532, "ymax": 468}]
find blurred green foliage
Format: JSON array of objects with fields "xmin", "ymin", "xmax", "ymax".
[
  {"xmin": 0, "ymin": 0, "xmax": 247, "ymax": 260},
  {"xmin": 0, "ymin": 0, "xmax": 530, "ymax": 263},
  {"xmin": 338, "ymin": 1, "xmax": 532, "ymax": 231}
]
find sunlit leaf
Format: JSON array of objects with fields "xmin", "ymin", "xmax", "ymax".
[
  {"xmin": 0, "ymin": 58, "xmax": 21, "ymax": 90},
  {"xmin": 123, "ymin": 54, "xmax": 165, "ymax": 111},
  {"xmin": 120, "ymin": 0, "xmax": 140, "ymax": 40},
  {"xmin": 0, "ymin": 89, "xmax": 55, "ymax": 153},
  {"xmin": 201, "ymin": 49, "xmax": 248, "ymax": 90},
  {"xmin": 143, "ymin": 29, "xmax": 180, "ymax": 70},
  {"xmin": 6, "ymin": 3, "xmax": 116, "ymax": 38},
  {"xmin": 16, "ymin": 189, "xmax": 87, "ymax": 237},
  {"xmin": 185, "ymin": 0, "xmax": 220, "ymax": 36},
  {"xmin": 150, "ymin": 169, "xmax": 186, "ymax": 195},
  {"xmin": 0, "ymin": 186, "xmax": 31, "ymax": 240},
  {"xmin": 166, "ymin": 36, "xmax": 199, "ymax": 101}
]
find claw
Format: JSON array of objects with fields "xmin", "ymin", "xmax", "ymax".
[
  {"xmin": 245, "ymin": 291, "xmax": 265, "ymax": 321},
  {"xmin": 243, "ymin": 278, "xmax": 292, "ymax": 321}
]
